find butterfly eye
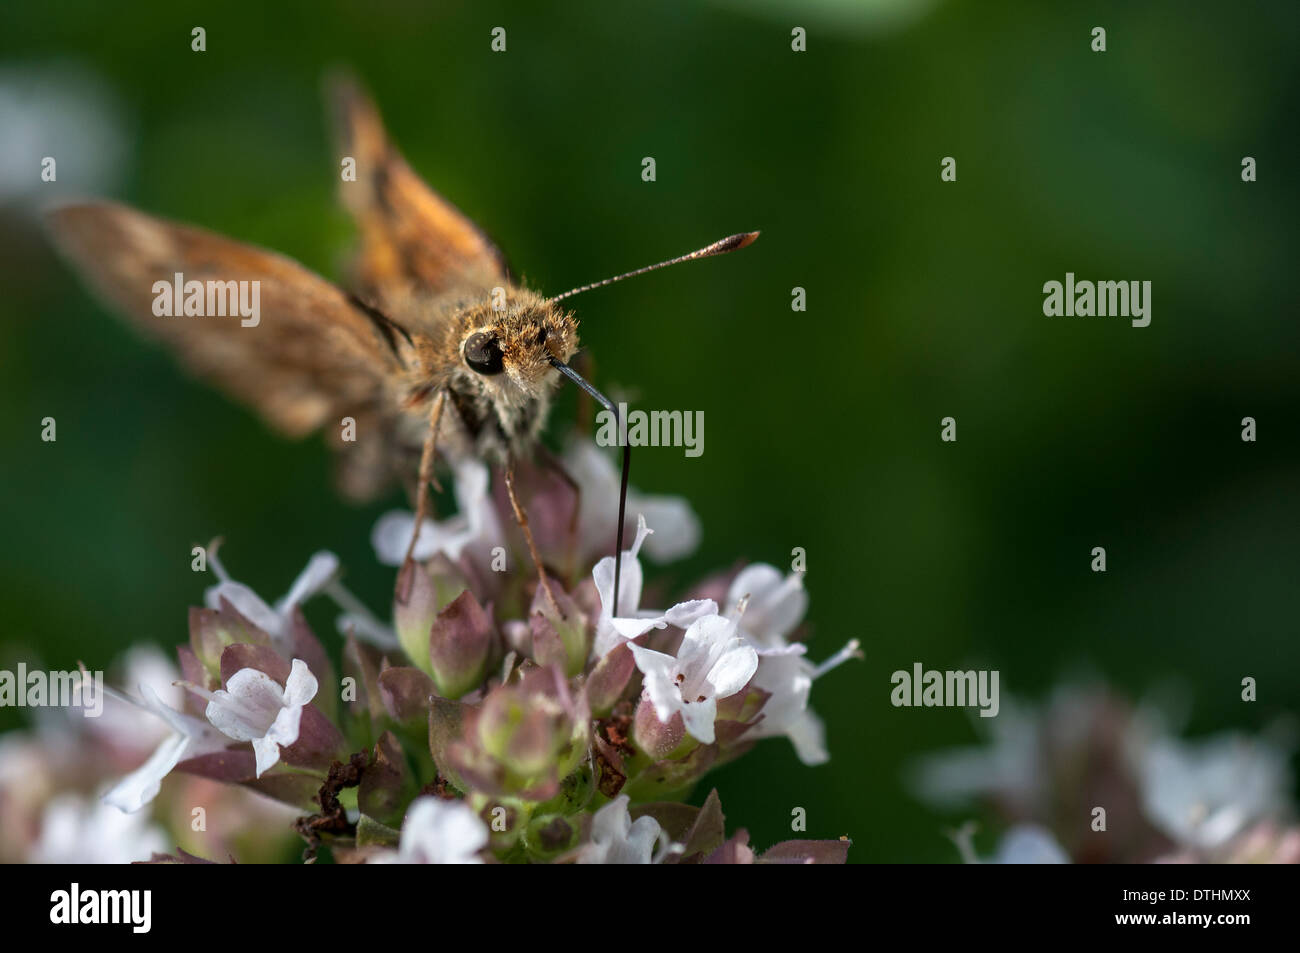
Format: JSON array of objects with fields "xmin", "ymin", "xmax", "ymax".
[
  {"xmin": 464, "ymin": 332, "xmax": 504, "ymax": 375},
  {"xmin": 536, "ymin": 327, "xmax": 548, "ymax": 346}
]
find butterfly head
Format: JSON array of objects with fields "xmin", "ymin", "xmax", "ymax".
[{"xmin": 459, "ymin": 294, "xmax": 578, "ymax": 391}]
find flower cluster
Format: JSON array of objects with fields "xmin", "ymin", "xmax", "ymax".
[
  {"xmin": 0, "ymin": 646, "xmax": 299, "ymax": 863},
  {"xmin": 909, "ymin": 683, "xmax": 1299, "ymax": 864},
  {"xmin": 79, "ymin": 439, "xmax": 858, "ymax": 864}
]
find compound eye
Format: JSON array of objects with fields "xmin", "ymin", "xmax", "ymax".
[{"xmin": 464, "ymin": 332, "xmax": 504, "ymax": 375}]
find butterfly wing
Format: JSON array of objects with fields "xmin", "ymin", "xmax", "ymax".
[
  {"xmin": 329, "ymin": 74, "xmax": 511, "ymax": 313},
  {"xmin": 47, "ymin": 201, "xmax": 411, "ymax": 468}
]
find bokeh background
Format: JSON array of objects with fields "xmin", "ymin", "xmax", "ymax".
[{"xmin": 1, "ymin": 0, "xmax": 1296, "ymax": 862}]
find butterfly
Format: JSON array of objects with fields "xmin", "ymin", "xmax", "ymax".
[{"xmin": 47, "ymin": 75, "xmax": 757, "ymax": 615}]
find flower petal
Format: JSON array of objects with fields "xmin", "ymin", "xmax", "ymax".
[
  {"xmin": 664, "ymin": 599, "xmax": 718, "ymax": 629},
  {"xmin": 251, "ymin": 735, "xmax": 283, "ymax": 777},
  {"xmin": 631, "ymin": 646, "xmax": 684, "ymax": 726},
  {"xmin": 785, "ymin": 708, "xmax": 829, "ymax": 766},
  {"xmin": 398, "ymin": 796, "xmax": 488, "ymax": 864},
  {"xmin": 679, "ymin": 695, "xmax": 718, "ymax": 744},
  {"xmin": 281, "ymin": 658, "xmax": 319, "ymax": 708},
  {"xmin": 203, "ymin": 581, "xmax": 280, "ymax": 637},
  {"xmin": 729, "ymin": 564, "xmax": 808, "ymax": 647},
  {"xmin": 707, "ymin": 641, "xmax": 759, "ymax": 699},
  {"xmin": 276, "ymin": 551, "xmax": 339, "ymax": 615},
  {"xmin": 634, "ymin": 498, "xmax": 701, "ymax": 563},
  {"xmin": 204, "ymin": 668, "xmax": 284, "ymax": 741},
  {"xmin": 102, "ymin": 732, "xmax": 192, "ymax": 813}
]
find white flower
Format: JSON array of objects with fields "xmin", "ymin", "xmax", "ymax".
[
  {"xmin": 191, "ymin": 658, "xmax": 319, "ymax": 778},
  {"xmin": 206, "ymin": 544, "xmax": 397, "ymax": 651},
  {"xmin": 908, "ymin": 685, "xmax": 1292, "ymax": 856},
  {"xmin": 88, "ymin": 647, "xmax": 183, "ymax": 754},
  {"xmin": 101, "ymin": 683, "xmax": 230, "ymax": 813},
  {"xmin": 0, "ymin": 64, "xmax": 125, "ymax": 207},
  {"xmin": 32, "ymin": 794, "xmax": 167, "ymax": 864},
  {"xmin": 629, "ymin": 613, "xmax": 758, "ymax": 744},
  {"xmin": 379, "ymin": 796, "xmax": 489, "ymax": 864},
  {"xmin": 563, "ymin": 437, "xmax": 701, "ymax": 564},
  {"xmin": 1138, "ymin": 733, "xmax": 1291, "ymax": 850},
  {"xmin": 907, "ymin": 697, "xmax": 1045, "ymax": 811},
  {"xmin": 990, "ymin": 825, "xmax": 1070, "ymax": 864},
  {"xmin": 715, "ymin": 565, "xmax": 858, "ymax": 764},
  {"xmin": 327, "ymin": 581, "xmax": 400, "ymax": 651},
  {"xmin": 948, "ymin": 821, "xmax": 1069, "ymax": 864},
  {"xmin": 591, "ymin": 515, "xmax": 715, "ymax": 659},
  {"xmin": 745, "ymin": 639, "xmax": 861, "ymax": 765},
  {"xmin": 371, "ymin": 458, "xmax": 505, "ymax": 567},
  {"xmin": 747, "ymin": 655, "xmax": 825, "ymax": 764},
  {"xmin": 206, "ymin": 547, "xmax": 339, "ymax": 653},
  {"xmin": 726, "ymin": 564, "xmax": 809, "ymax": 656},
  {"xmin": 577, "ymin": 795, "xmax": 674, "ymax": 864}
]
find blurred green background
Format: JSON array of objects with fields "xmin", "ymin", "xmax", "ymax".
[{"xmin": 1, "ymin": 0, "xmax": 1296, "ymax": 862}]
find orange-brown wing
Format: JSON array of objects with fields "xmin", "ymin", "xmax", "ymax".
[
  {"xmin": 47, "ymin": 201, "xmax": 409, "ymax": 440},
  {"xmin": 329, "ymin": 74, "xmax": 510, "ymax": 311}
]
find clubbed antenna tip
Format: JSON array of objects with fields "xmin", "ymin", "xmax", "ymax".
[{"xmin": 549, "ymin": 230, "xmax": 761, "ymax": 303}]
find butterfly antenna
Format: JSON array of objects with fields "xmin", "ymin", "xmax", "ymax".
[
  {"xmin": 549, "ymin": 231, "xmax": 760, "ymax": 303},
  {"xmin": 550, "ymin": 358, "xmax": 630, "ymax": 616}
]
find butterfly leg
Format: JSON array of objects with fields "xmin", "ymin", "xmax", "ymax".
[
  {"xmin": 504, "ymin": 461, "xmax": 562, "ymax": 618},
  {"xmin": 401, "ymin": 389, "xmax": 446, "ymax": 567},
  {"xmin": 535, "ymin": 444, "xmax": 582, "ymax": 587}
]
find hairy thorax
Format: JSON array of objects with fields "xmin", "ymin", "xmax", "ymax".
[{"xmin": 390, "ymin": 285, "xmax": 580, "ymax": 466}]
